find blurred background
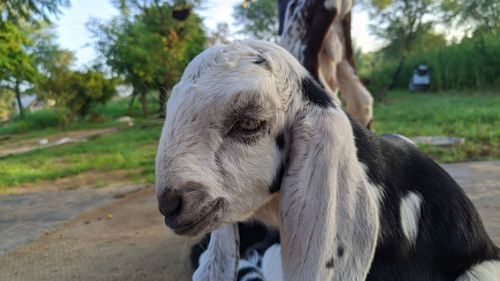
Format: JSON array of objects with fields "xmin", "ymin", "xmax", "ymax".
[{"xmin": 0, "ymin": 1, "xmax": 498, "ymax": 279}]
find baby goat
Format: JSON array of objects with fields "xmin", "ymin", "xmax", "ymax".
[{"xmin": 155, "ymin": 40, "xmax": 499, "ymax": 280}]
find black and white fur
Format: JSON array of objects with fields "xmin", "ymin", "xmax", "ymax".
[
  {"xmin": 155, "ymin": 40, "xmax": 499, "ymax": 280},
  {"xmin": 279, "ymin": 0, "xmax": 374, "ymax": 128}
]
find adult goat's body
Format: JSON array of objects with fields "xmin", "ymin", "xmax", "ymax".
[
  {"xmin": 279, "ymin": 0, "xmax": 374, "ymax": 128},
  {"xmin": 156, "ymin": 40, "xmax": 499, "ymax": 280}
]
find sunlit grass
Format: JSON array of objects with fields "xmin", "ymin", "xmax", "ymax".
[
  {"xmin": 372, "ymin": 90, "xmax": 500, "ymax": 163},
  {"xmin": 0, "ymin": 120, "xmax": 161, "ymax": 193}
]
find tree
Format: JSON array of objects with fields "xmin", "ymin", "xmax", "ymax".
[
  {"xmin": 233, "ymin": 0, "xmax": 279, "ymax": 41},
  {"xmin": 0, "ymin": 87, "xmax": 14, "ymax": 120},
  {"xmin": 0, "ymin": 0, "xmax": 69, "ymax": 118},
  {"xmin": 365, "ymin": 0, "xmax": 443, "ymax": 89},
  {"xmin": 0, "ymin": 0, "xmax": 70, "ymax": 24},
  {"xmin": 206, "ymin": 22, "xmax": 230, "ymax": 47},
  {"xmin": 90, "ymin": 1, "xmax": 205, "ymax": 118},
  {"xmin": 38, "ymin": 60, "xmax": 117, "ymax": 121},
  {"xmin": 442, "ymin": 0, "xmax": 500, "ymax": 35},
  {"xmin": 0, "ymin": 22, "xmax": 37, "ymax": 118}
]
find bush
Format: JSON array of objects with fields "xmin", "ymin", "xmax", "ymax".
[
  {"xmin": 0, "ymin": 109, "xmax": 62, "ymax": 134},
  {"xmin": 39, "ymin": 69, "xmax": 118, "ymax": 121},
  {"xmin": 369, "ymin": 33, "xmax": 500, "ymax": 92}
]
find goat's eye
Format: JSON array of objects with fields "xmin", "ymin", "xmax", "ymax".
[
  {"xmin": 235, "ymin": 119, "xmax": 266, "ymax": 133},
  {"xmin": 228, "ymin": 118, "xmax": 267, "ymax": 138}
]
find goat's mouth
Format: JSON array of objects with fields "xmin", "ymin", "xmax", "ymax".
[{"xmin": 165, "ymin": 197, "xmax": 226, "ymax": 236}]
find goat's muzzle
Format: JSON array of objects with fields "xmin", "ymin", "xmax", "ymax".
[{"xmin": 157, "ymin": 182, "xmax": 226, "ymax": 236}]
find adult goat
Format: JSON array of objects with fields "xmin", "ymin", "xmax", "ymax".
[
  {"xmin": 279, "ymin": 0, "xmax": 374, "ymax": 128},
  {"xmin": 155, "ymin": 40, "xmax": 499, "ymax": 280}
]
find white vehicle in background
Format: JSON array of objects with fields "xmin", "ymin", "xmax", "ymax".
[{"xmin": 409, "ymin": 64, "xmax": 431, "ymax": 91}]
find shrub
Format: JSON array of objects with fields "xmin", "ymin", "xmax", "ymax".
[{"xmin": 369, "ymin": 33, "xmax": 500, "ymax": 92}]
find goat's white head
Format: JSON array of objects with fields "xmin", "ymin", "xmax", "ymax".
[{"xmin": 155, "ymin": 40, "xmax": 332, "ymax": 236}]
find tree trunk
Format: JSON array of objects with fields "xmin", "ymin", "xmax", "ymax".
[
  {"xmin": 15, "ymin": 80, "xmax": 24, "ymax": 118},
  {"xmin": 388, "ymin": 56, "xmax": 405, "ymax": 90},
  {"xmin": 140, "ymin": 91, "xmax": 148, "ymax": 117},
  {"xmin": 159, "ymin": 84, "xmax": 168, "ymax": 119},
  {"xmin": 128, "ymin": 91, "xmax": 137, "ymax": 114}
]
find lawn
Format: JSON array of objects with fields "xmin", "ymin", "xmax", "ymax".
[
  {"xmin": 0, "ymin": 90, "xmax": 498, "ymax": 194},
  {"xmin": 372, "ymin": 90, "xmax": 500, "ymax": 163}
]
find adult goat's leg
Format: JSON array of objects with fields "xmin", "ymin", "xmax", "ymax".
[{"xmin": 337, "ymin": 59, "xmax": 374, "ymax": 128}]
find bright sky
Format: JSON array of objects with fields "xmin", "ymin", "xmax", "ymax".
[{"xmin": 54, "ymin": 0, "xmax": 381, "ymax": 67}]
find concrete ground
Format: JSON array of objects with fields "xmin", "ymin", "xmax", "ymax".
[
  {"xmin": 0, "ymin": 161, "xmax": 498, "ymax": 281},
  {"xmin": 0, "ymin": 184, "xmax": 143, "ymax": 255}
]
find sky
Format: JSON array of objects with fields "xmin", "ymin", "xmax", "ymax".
[{"xmin": 53, "ymin": 0, "xmax": 381, "ymax": 67}]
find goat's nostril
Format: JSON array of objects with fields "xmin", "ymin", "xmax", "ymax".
[{"xmin": 158, "ymin": 194, "xmax": 182, "ymax": 218}]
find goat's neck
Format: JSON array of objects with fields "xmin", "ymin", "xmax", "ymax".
[{"xmin": 279, "ymin": 107, "xmax": 379, "ymax": 280}]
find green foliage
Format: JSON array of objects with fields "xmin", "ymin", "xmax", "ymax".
[
  {"xmin": 0, "ymin": 88, "xmax": 14, "ymax": 119},
  {"xmin": 90, "ymin": 2, "xmax": 205, "ymax": 117},
  {"xmin": 39, "ymin": 68, "xmax": 118, "ymax": 120},
  {"xmin": 369, "ymin": 33, "xmax": 500, "ymax": 91},
  {"xmin": 0, "ymin": 94, "xmax": 159, "ymax": 135},
  {"xmin": 0, "ymin": 0, "xmax": 70, "ymax": 24},
  {"xmin": 233, "ymin": 0, "xmax": 279, "ymax": 41},
  {"xmin": 367, "ymin": 0, "xmax": 443, "ymax": 57},
  {"xmin": 0, "ymin": 109, "xmax": 62, "ymax": 134},
  {"xmin": 0, "ymin": 22, "xmax": 37, "ymax": 82},
  {"xmin": 442, "ymin": 0, "xmax": 500, "ymax": 34}
]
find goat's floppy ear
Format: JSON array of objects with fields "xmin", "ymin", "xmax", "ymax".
[
  {"xmin": 278, "ymin": 78, "xmax": 379, "ymax": 280},
  {"xmin": 192, "ymin": 224, "xmax": 239, "ymax": 281}
]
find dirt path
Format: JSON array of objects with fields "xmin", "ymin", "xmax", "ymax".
[
  {"xmin": 0, "ymin": 187, "xmax": 195, "ymax": 281},
  {"xmin": 0, "ymin": 184, "xmax": 144, "ymax": 255},
  {"xmin": 0, "ymin": 128, "xmax": 118, "ymax": 158},
  {"xmin": 0, "ymin": 161, "xmax": 498, "ymax": 281}
]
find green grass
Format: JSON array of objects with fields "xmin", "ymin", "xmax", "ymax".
[
  {"xmin": 0, "ymin": 90, "xmax": 498, "ymax": 194},
  {"xmin": 372, "ymin": 90, "xmax": 500, "ymax": 163},
  {"xmin": 0, "ymin": 95, "xmax": 162, "ymax": 194},
  {"xmin": 0, "ymin": 119, "xmax": 162, "ymax": 193}
]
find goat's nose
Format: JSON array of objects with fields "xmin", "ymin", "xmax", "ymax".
[{"xmin": 158, "ymin": 193, "xmax": 182, "ymax": 218}]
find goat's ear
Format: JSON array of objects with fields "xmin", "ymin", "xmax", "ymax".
[
  {"xmin": 192, "ymin": 224, "xmax": 239, "ymax": 281},
  {"xmin": 278, "ymin": 78, "xmax": 379, "ymax": 280}
]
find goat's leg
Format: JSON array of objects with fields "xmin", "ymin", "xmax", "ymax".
[
  {"xmin": 192, "ymin": 224, "xmax": 240, "ymax": 281},
  {"xmin": 337, "ymin": 60, "xmax": 374, "ymax": 127}
]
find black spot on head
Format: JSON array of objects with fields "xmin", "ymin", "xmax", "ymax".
[
  {"xmin": 301, "ymin": 77, "xmax": 334, "ymax": 108},
  {"xmin": 276, "ymin": 132, "xmax": 285, "ymax": 150},
  {"xmin": 326, "ymin": 257, "xmax": 334, "ymax": 269},
  {"xmin": 337, "ymin": 245, "xmax": 344, "ymax": 257}
]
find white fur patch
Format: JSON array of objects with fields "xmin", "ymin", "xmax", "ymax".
[
  {"xmin": 192, "ymin": 224, "xmax": 239, "ymax": 281},
  {"xmin": 400, "ymin": 192, "xmax": 423, "ymax": 245},
  {"xmin": 262, "ymin": 244, "xmax": 283, "ymax": 281},
  {"xmin": 367, "ymin": 182, "xmax": 385, "ymax": 210},
  {"xmin": 456, "ymin": 260, "xmax": 500, "ymax": 281}
]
